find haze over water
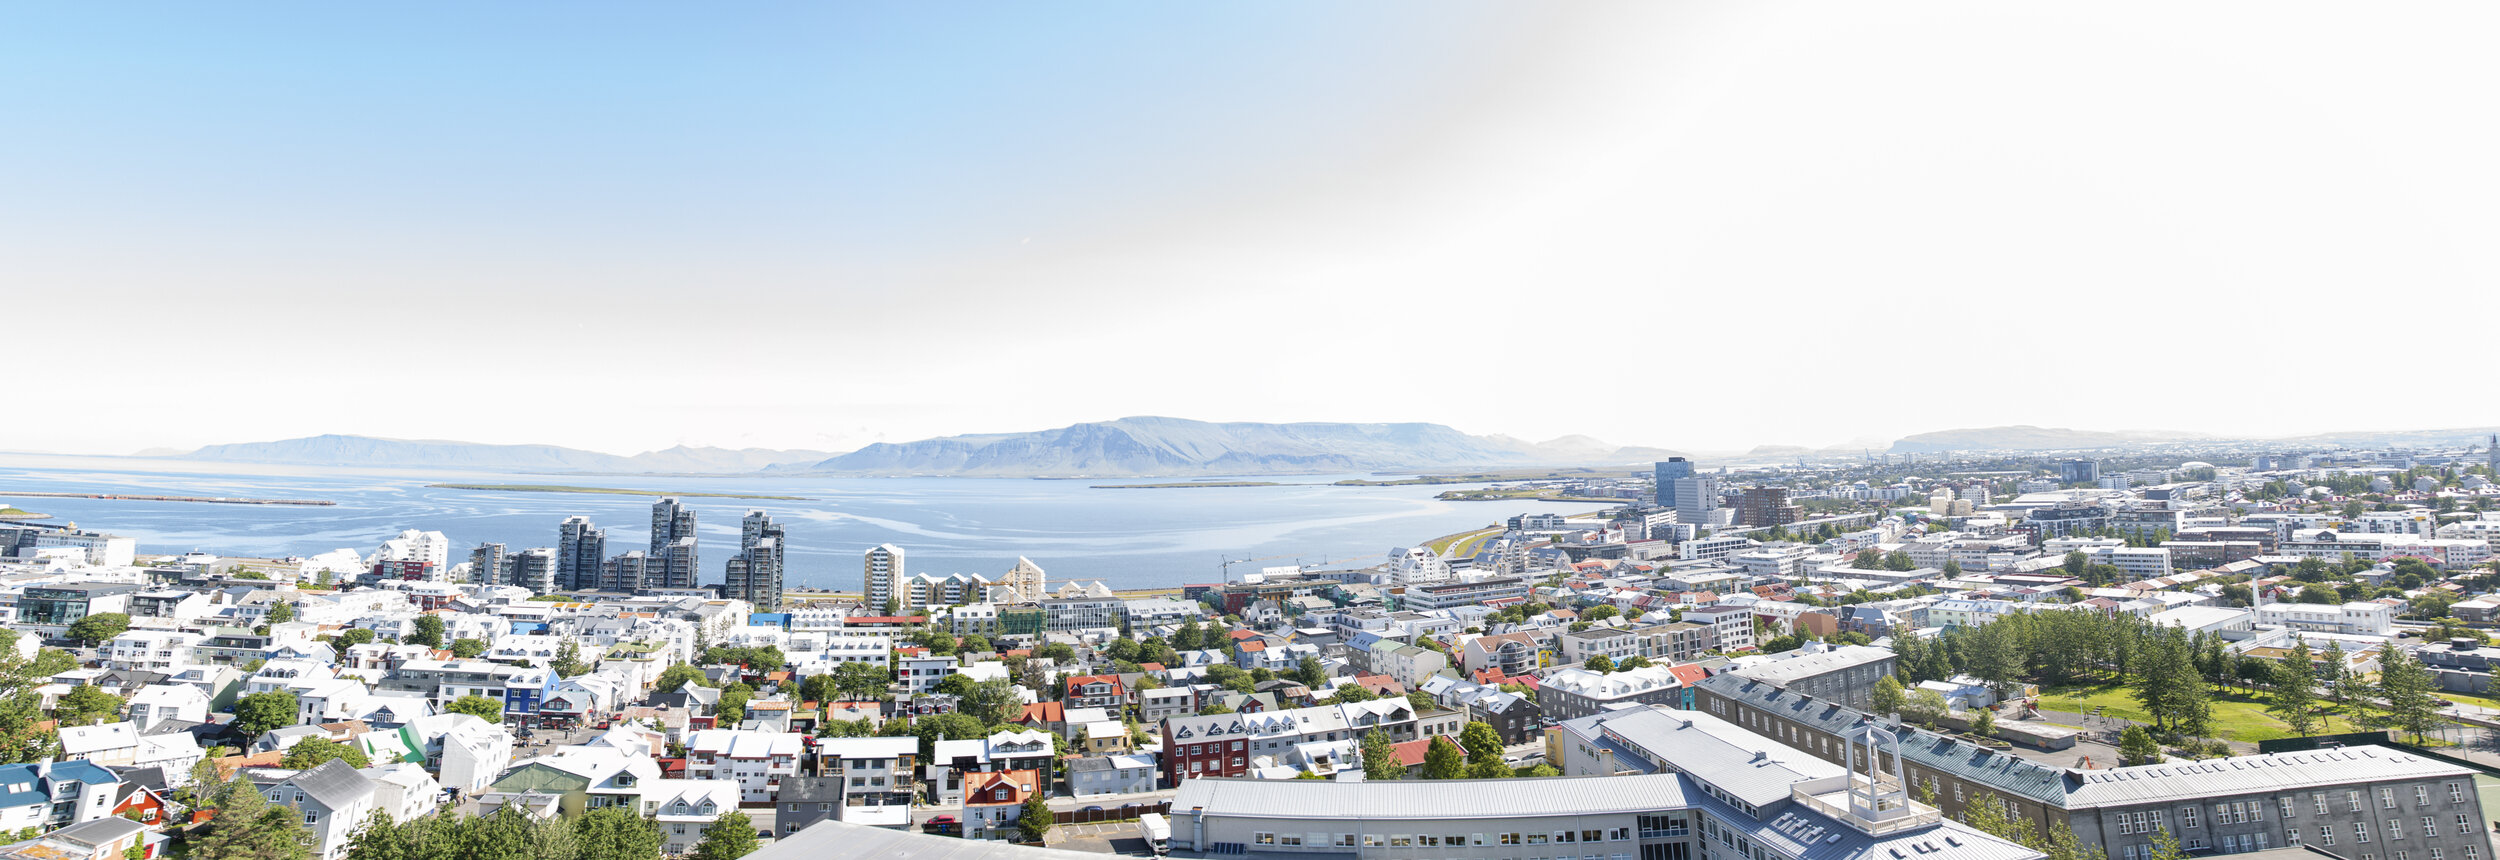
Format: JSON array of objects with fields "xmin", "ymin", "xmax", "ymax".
[{"xmin": 0, "ymin": 455, "xmax": 1600, "ymax": 591}]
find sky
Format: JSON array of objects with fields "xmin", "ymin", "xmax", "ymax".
[{"xmin": 6, "ymin": 2, "xmax": 2500, "ymax": 457}]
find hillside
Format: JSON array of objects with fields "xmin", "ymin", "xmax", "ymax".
[
  {"xmin": 793, "ymin": 417, "xmax": 1652, "ymax": 477},
  {"xmin": 1887, "ymin": 426, "xmax": 2206, "ymax": 454}
]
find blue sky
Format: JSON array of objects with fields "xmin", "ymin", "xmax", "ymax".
[{"xmin": 7, "ymin": 3, "xmax": 2500, "ymax": 456}]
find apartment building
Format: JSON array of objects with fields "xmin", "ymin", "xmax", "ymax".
[
  {"xmin": 1538, "ymin": 665, "xmax": 1682, "ymax": 721},
  {"xmin": 684, "ymin": 730, "xmax": 805, "ymax": 803}
]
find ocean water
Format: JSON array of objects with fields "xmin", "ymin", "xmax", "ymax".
[{"xmin": 0, "ymin": 454, "xmax": 1611, "ymax": 591}]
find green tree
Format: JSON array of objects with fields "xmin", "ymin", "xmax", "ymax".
[
  {"xmin": 656, "ymin": 664, "xmax": 712, "ymax": 692},
  {"xmin": 1883, "ymin": 550, "xmax": 1916, "ymax": 572},
  {"xmin": 1458, "ymin": 721, "xmax": 1504, "ymax": 764},
  {"xmin": 407, "ymin": 615, "xmax": 446, "ymax": 648},
  {"xmin": 571, "ymin": 806, "xmax": 663, "ymax": 860},
  {"xmin": 2377, "ymin": 646, "xmax": 2445, "ymax": 743},
  {"xmin": 336, "ymin": 628, "xmax": 377, "ymax": 648},
  {"xmin": 449, "ymin": 638, "xmax": 487, "ymax": 659},
  {"xmin": 1583, "ymin": 654, "xmax": 1615, "ymax": 674},
  {"xmin": 65, "ymin": 613, "xmax": 131, "ymax": 645},
  {"xmin": 552, "ymin": 639, "xmax": 590, "ymax": 678},
  {"xmin": 446, "ymin": 694, "xmax": 505, "ymax": 724},
  {"xmin": 53, "ymin": 684, "xmax": 123, "ymax": 727},
  {"xmin": 2317, "ymin": 640, "xmax": 2353, "ymax": 705},
  {"xmin": 717, "ymin": 682, "xmax": 754, "ymax": 726},
  {"xmin": 910, "ymin": 712, "xmax": 989, "ymax": 761},
  {"xmin": 1969, "ymin": 706, "xmax": 1996, "ymax": 739},
  {"xmin": 1329, "ymin": 682, "xmax": 1376, "ymax": 704},
  {"xmin": 2128, "ymin": 628, "xmax": 2211, "ymax": 737},
  {"xmin": 1173, "ymin": 618, "xmax": 1204, "ymax": 652},
  {"xmin": 1901, "ymin": 689, "xmax": 1948, "ymax": 728},
  {"xmin": 193, "ymin": 774, "xmax": 315, "ymax": 860},
  {"xmin": 1295, "ymin": 656, "xmax": 1327, "ymax": 689},
  {"xmin": 961, "ymin": 677, "xmax": 1026, "ymax": 727},
  {"xmin": 1852, "ymin": 549, "xmax": 1882, "ymax": 570},
  {"xmin": 2267, "ymin": 643, "xmax": 2322, "ymax": 737},
  {"xmin": 2117, "ymin": 725, "xmax": 2162, "ymax": 766},
  {"xmin": 690, "ymin": 811, "xmax": 758, "ymax": 860},
  {"xmin": 1870, "ymin": 675, "xmax": 1906, "ymax": 716},
  {"xmin": 233, "ymin": 691, "xmax": 301, "ymax": 738},
  {"xmin": 831, "ymin": 661, "xmax": 891, "ymax": 700},
  {"xmin": 1421, "ymin": 737, "xmax": 1465, "ymax": 779},
  {"xmin": 266, "ymin": 602, "xmax": 296, "ymax": 624},
  {"xmin": 1016, "ymin": 792, "xmax": 1054, "ymax": 843},
  {"xmin": 1361, "ymin": 730, "xmax": 1404, "ymax": 780},
  {"xmin": 933, "ymin": 674, "xmax": 978, "ymax": 698},
  {"xmin": 281, "ymin": 737, "xmax": 371, "ymax": 770}
]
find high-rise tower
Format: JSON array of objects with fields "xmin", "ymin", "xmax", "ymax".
[
  {"xmin": 727, "ymin": 509, "xmax": 786, "ymax": 611},
  {"xmin": 650, "ymin": 498, "xmax": 698, "ymax": 590},
  {"xmin": 557, "ymin": 516, "xmax": 606, "ymax": 591},
  {"xmin": 864, "ymin": 544, "xmax": 905, "ymax": 611},
  {"xmin": 1654, "ymin": 458, "xmax": 1694, "ymax": 509}
]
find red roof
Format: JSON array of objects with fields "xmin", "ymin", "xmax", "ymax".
[
  {"xmin": 1137, "ymin": 662, "xmax": 1166, "ymax": 672},
  {"xmin": 1226, "ymin": 629, "xmax": 1261, "ymax": 641},
  {"xmin": 1387, "ymin": 736, "xmax": 1459, "ymax": 767},
  {"xmin": 1236, "ymin": 640, "xmax": 1266, "ymax": 652},
  {"xmin": 1017, "ymin": 702, "xmax": 1065, "ymax": 724},
  {"xmin": 1665, "ymin": 664, "xmax": 1711, "ymax": 686},
  {"xmin": 963, "ymin": 769, "xmax": 1041, "ymax": 807}
]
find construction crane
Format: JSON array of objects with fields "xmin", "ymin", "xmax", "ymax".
[{"xmin": 1219, "ymin": 553, "xmax": 1303, "ymax": 582}]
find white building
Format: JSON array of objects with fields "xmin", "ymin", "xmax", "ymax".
[
  {"xmin": 685, "ymin": 730, "xmax": 806, "ymax": 803},
  {"xmin": 2255, "ymin": 601, "xmax": 2395, "ymax": 638}
]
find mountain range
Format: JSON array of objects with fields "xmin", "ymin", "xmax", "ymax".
[{"xmin": 161, "ymin": 420, "xmax": 2500, "ymax": 477}]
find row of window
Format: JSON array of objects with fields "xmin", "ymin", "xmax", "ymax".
[{"xmin": 1251, "ymin": 829, "xmax": 1637, "ymax": 848}]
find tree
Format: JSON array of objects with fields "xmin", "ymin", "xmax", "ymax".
[
  {"xmin": 958, "ymin": 634, "xmax": 992, "ymax": 655},
  {"xmin": 449, "ymin": 638, "xmax": 487, "ymax": 659},
  {"xmin": 282, "ymin": 737, "xmax": 371, "ymax": 770},
  {"xmin": 1173, "ymin": 618, "xmax": 1204, "ymax": 652},
  {"xmin": 1016, "ymin": 792, "xmax": 1054, "ymax": 843},
  {"xmin": 656, "ymin": 664, "xmax": 712, "ymax": 692},
  {"xmin": 1458, "ymin": 721, "xmax": 1504, "ymax": 764},
  {"xmin": 910, "ymin": 712, "xmax": 988, "ymax": 761},
  {"xmin": 571, "ymin": 806, "xmax": 663, "ymax": 860},
  {"xmin": 1870, "ymin": 675, "xmax": 1906, "ymax": 717},
  {"xmin": 1516, "ymin": 763, "xmax": 1561, "ymax": 778},
  {"xmin": 552, "ymin": 639, "xmax": 590, "ymax": 677},
  {"xmin": 2117, "ymin": 726, "xmax": 2162, "ymax": 766},
  {"xmin": 1295, "ymin": 656, "xmax": 1327, "ymax": 689},
  {"xmin": 1361, "ymin": 730, "xmax": 1404, "ymax": 780},
  {"xmin": 266, "ymin": 602, "xmax": 296, "ymax": 624},
  {"xmin": 407, "ymin": 615, "xmax": 446, "ymax": 648},
  {"xmin": 1969, "ymin": 706, "xmax": 1997, "ymax": 739},
  {"xmin": 53, "ymin": 685, "xmax": 123, "ymax": 728},
  {"xmin": 65, "ymin": 613, "xmax": 130, "ymax": 646},
  {"xmin": 233, "ymin": 691, "xmax": 301, "ymax": 738},
  {"xmin": 1583, "ymin": 654, "xmax": 1615, "ymax": 674},
  {"xmin": 1329, "ymin": 682, "xmax": 1376, "ymax": 704},
  {"xmin": 933, "ymin": 673, "xmax": 979, "ymax": 698},
  {"xmin": 1901, "ymin": 689, "xmax": 1949, "ymax": 728},
  {"xmin": 2129, "ymin": 628, "xmax": 2211, "ymax": 737},
  {"xmin": 2377, "ymin": 646, "xmax": 2445, "ymax": 743},
  {"xmin": 1852, "ymin": 549, "xmax": 1882, "ymax": 570},
  {"xmin": 1421, "ymin": 737, "xmax": 1465, "ymax": 780},
  {"xmin": 337, "ymin": 628, "xmax": 377, "ymax": 648},
  {"xmin": 1883, "ymin": 550, "xmax": 1916, "ymax": 572},
  {"xmin": 446, "ymin": 695, "xmax": 505, "ymax": 724},
  {"xmin": 2318, "ymin": 640, "xmax": 2352, "ymax": 706},
  {"xmin": 690, "ymin": 811, "xmax": 759, "ymax": 860},
  {"xmin": 1406, "ymin": 691, "xmax": 1436, "ymax": 716},
  {"xmin": 193, "ymin": 774, "xmax": 315, "ymax": 860},
  {"xmin": 717, "ymin": 682, "xmax": 754, "ymax": 726},
  {"xmin": 831, "ymin": 661, "xmax": 891, "ymax": 701},
  {"xmin": 961, "ymin": 677, "xmax": 1026, "ymax": 727},
  {"xmin": 2267, "ymin": 643, "xmax": 2322, "ymax": 738}
]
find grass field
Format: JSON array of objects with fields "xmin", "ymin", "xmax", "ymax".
[
  {"xmin": 1425, "ymin": 527, "xmax": 1505, "ymax": 558},
  {"xmin": 2041, "ymin": 683, "xmax": 2370, "ymax": 742}
]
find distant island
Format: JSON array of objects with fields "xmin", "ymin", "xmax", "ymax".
[
  {"xmin": 0, "ymin": 507, "xmax": 43, "ymax": 519},
  {"xmin": 1090, "ymin": 481, "xmax": 1286, "ymax": 489},
  {"xmin": 429, "ymin": 483, "xmax": 811, "ymax": 501}
]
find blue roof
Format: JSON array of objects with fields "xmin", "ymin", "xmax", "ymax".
[
  {"xmin": 45, "ymin": 760, "xmax": 118, "ymax": 786},
  {"xmin": 0, "ymin": 764, "xmax": 40, "ymax": 808},
  {"xmin": 750, "ymin": 613, "xmax": 790, "ymax": 628},
  {"xmin": 508, "ymin": 621, "xmax": 549, "ymax": 634}
]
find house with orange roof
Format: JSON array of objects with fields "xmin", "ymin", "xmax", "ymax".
[{"xmin": 961, "ymin": 769, "xmax": 1041, "ymax": 841}]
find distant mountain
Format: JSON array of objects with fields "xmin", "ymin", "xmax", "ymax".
[
  {"xmin": 1887, "ymin": 426, "xmax": 2208, "ymax": 454},
  {"xmin": 791, "ymin": 417, "xmax": 1654, "ymax": 477},
  {"xmin": 2269, "ymin": 426, "xmax": 2500, "ymax": 450},
  {"xmin": 175, "ymin": 435, "xmax": 831, "ymax": 474}
]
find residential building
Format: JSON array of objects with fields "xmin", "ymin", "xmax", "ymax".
[
  {"xmin": 726, "ymin": 510, "xmax": 786, "ymax": 612},
  {"xmin": 254, "ymin": 759, "xmax": 377, "ymax": 860},
  {"xmin": 558, "ymin": 517, "xmax": 605, "ymax": 592},
  {"xmin": 1740, "ymin": 487, "xmax": 1801, "ymax": 529},
  {"xmin": 1537, "ymin": 665, "xmax": 1681, "ymax": 721},
  {"xmin": 863, "ymin": 544, "xmax": 905, "ymax": 611},
  {"xmin": 1067, "ymin": 752, "xmax": 1157, "ymax": 798},
  {"xmin": 815, "ymin": 737, "xmax": 916, "ymax": 829},
  {"xmin": 685, "ymin": 730, "xmax": 805, "ymax": 803},
  {"xmin": 2256, "ymin": 602, "xmax": 2396, "ymax": 638},
  {"xmin": 962, "ymin": 770, "xmax": 1041, "ymax": 841},
  {"xmin": 651, "ymin": 498, "xmax": 699, "ymax": 590},
  {"xmin": 1726, "ymin": 643, "xmax": 1897, "ymax": 711}
]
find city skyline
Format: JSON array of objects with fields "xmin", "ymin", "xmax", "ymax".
[{"xmin": 9, "ymin": 2, "xmax": 2500, "ymax": 456}]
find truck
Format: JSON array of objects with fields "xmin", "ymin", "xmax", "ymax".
[{"xmin": 1138, "ymin": 813, "xmax": 1170, "ymax": 855}]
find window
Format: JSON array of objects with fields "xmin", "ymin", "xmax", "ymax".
[
  {"xmin": 2418, "ymin": 786, "xmax": 2430, "ymax": 805},
  {"xmin": 2319, "ymin": 795, "xmax": 2331, "ymax": 815},
  {"xmin": 2122, "ymin": 846, "xmax": 2140, "ymax": 860},
  {"xmin": 2462, "ymin": 815, "xmax": 2475, "ymax": 834},
  {"xmin": 2251, "ymin": 801, "xmax": 2264, "ymax": 822},
  {"xmin": 1585, "ymin": 830, "xmax": 1605, "ymax": 843},
  {"xmin": 2433, "ymin": 851, "xmax": 2445, "ymax": 860},
  {"xmin": 304, "ymin": 812, "xmax": 317, "ymax": 824},
  {"xmin": 2289, "ymin": 829, "xmax": 2302, "ymax": 846},
  {"xmin": 2322, "ymin": 826, "xmax": 2336, "ymax": 846},
  {"xmin": 2257, "ymin": 833, "xmax": 2268, "ymax": 850},
  {"xmin": 2353, "ymin": 792, "xmax": 2366, "ymax": 812},
  {"xmin": 1253, "ymin": 833, "xmax": 1275, "ymax": 845},
  {"xmin": 1389, "ymin": 835, "xmax": 1412, "ymax": 847},
  {"xmin": 2385, "ymin": 789, "xmax": 2399, "ymax": 809},
  {"xmin": 2390, "ymin": 819, "xmax": 2403, "ymax": 840},
  {"xmin": 2358, "ymin": 823, "xmax": 2372, "ymax": 843},
  {"xmin": 2453, "ymin": 783, "xmax": 2467, "ymax": 803},
  {"xmin": 2424, "ymin": 817, "xmax": 2436, "ymax": 837},
  {"xmin": 2283, "ymin": 798, "xmax": 2297, "ymax": 819},
  {"xmin": 2185, "ymin": 806, "xmax": 2202, "ymax": 828}
]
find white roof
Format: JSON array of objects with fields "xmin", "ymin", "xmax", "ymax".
[{"xmin": 59, "ymin": 722, "xmax": 138, "ymax": 755}]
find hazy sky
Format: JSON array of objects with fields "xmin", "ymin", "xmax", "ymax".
[{"xmin": 8, "ymin": 2, "xmax": 2499, "ymax": 457}]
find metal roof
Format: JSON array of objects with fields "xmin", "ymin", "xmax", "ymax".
[
  {"xmin": 1171, "ymin": 773, "xmax": 1697, "ymax": 820},
  {"xmin": 2064, "ymin": 747, "xmax": 2473, "ymax": 807}
]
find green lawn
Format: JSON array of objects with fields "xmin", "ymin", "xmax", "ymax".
[
  {"xmin": 2040, "ymin": 684, "xmax": 2370, "ymax": 743},
  {"xmin": 1425, "ymin": 527, "xmax": 1504, "ymax": 558}
]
